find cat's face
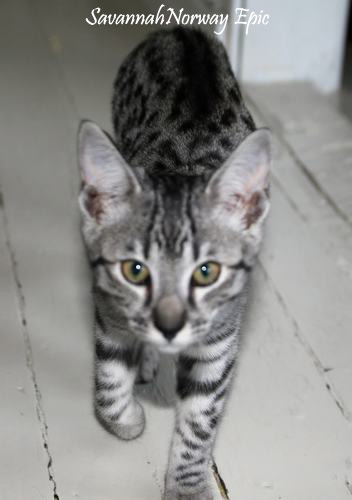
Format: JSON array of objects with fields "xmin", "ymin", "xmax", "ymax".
[{"xmin": 78, "ymin": 122, "xmax": 272, "ymax": 353}]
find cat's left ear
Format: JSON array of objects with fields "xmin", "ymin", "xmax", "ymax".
[
  {"xmin": 77, "ymin": 120, "xmax": 141, "ymax": 223},
  {"xmin": 205, "ymin": 128, "xmax": 273, "ymax": 230}
]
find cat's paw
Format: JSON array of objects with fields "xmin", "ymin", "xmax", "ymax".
[
  {"xmin": 113, "ymin": 400, "xmax": 145, "ymax": 440},
  {"xmin": 138, "ymin": 344, "xmax": 160, "ymax": 383},
  {"xmin": 163, "ymin": 487, "xmax": 213, "ymax": 500},
  {"xmin": 96, "ymin": 400, "xmax": 145, "ymax": 441}
]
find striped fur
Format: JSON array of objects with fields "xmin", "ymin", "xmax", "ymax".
[{"xmin": 78, "ymin": 28, "xmax": 272, "ymax": 500}]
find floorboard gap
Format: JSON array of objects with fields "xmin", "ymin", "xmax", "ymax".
[
  {"xmin": 0, "ymin": 185, "xmax": 60, "ymax": 500},
  {"xmin": 244, "ymin": 91, "xmax": 352, "ymax": 230},
  {"xmin": 212, "ymin": 458, "xmax": 230, "ymax": 499},
  {"xmin": 346, "ymin": 477, "xmax": 352, "ymax": 496},
  {"xmin": 258, "ymin": 260, "xmax": 352, "ymax": 423}
]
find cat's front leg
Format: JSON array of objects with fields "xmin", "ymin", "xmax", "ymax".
[
  {"xmin": 164, "ymin": 345, "xmax": 236, "ymax": 500},
  {"xmin": 138, "ymin": 343, "xmax": 160, "ymax": 383},
  {"xmin": 94, "ymin": 325, "xmax": 145, "ymax": 441}
]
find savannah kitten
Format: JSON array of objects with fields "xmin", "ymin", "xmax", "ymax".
[{"xmin": 78, "ymin": 28, "xmax": 272, "ymax": 500}]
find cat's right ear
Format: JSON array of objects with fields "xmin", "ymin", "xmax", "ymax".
[
  {"xmin": 205, "ymin": 129, "xmax": 272, "ymax": 232},
  {"xmin": 77, "ymin": 120, "xmax": 141, "ymax": 223}
]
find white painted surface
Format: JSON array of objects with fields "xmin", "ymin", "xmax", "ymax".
[
  {"xmin": 0, "ymin": 206, "xmax": 52, "ymax": 500},
  {"xmin": 246, "ymin": 83, "xmax": 352, "ymax": 411},
  {"xmin": 217, "ymin": 265, "xmax": 352, "ymax": 500},
  {"xmin": 239, "ymin": 0, "xmax": 350, "ymax": 92},
  {"xmin": 0, "ymin": 1, "xmax": 351, "ymax": 499},
  {"xmin": 247, "ymin": 83, "xmax": 352, "ymax": 222}
]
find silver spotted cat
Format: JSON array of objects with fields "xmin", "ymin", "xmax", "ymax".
[{"xmin": 77, "ymin": 27, "xmax": 272, "ymax": 500}]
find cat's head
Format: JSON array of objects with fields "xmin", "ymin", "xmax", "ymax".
[{"xmin": 78, "ymin": 121, "xmax": 272, "ymax": 353}]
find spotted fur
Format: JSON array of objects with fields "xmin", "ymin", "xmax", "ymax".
[{"xmin": 78, "ymin": 27, "xmax": 272, "ymax": 500}]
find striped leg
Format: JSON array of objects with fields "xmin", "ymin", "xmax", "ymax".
[
  {"xmin": 94, "ymin": 326, "xmax": 145, "ymax": 441},
  {"xmin": 138, "ymin": 343, "xmax": 160, "ymax": 383},
  {"xmin": 164, "ymin": 338, "xmax": 236, "ymax": 500}
]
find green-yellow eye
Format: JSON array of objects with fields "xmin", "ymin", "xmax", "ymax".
[
  {"xmin": 192, "ymin": 262, "xmax": 221, "ymax": 287},
  {"xmin": 121, "ymin": 260, "xmax": 150, "ymax": 285}
]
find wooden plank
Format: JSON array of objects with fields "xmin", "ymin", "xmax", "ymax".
[
  {"xmin": 244, "ymin": 87, "xmax": 352, "ymax": 416},
  {"xmin": 246, "ymin": 82, "xmax": 352, "ymax": 225},
  {"xmin": 31, "ymin": 0, "xmax": 157, "ymax": 132},
  {"xmin": 215, "ymin": 265, "xmax": 352, "ymax": 500},
  {"xmin": 0, "ymin": 199, "xmax": 52, "ymax": 499}
]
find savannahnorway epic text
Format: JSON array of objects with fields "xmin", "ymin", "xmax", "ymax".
[{"xmin": 86, "ymin": 4, "xmax": 269, "ymax": 35}]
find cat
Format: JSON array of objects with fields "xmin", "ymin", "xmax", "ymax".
[{"xmin": 77, "ymin": 27, "xmax": 272, "ymax": 500}]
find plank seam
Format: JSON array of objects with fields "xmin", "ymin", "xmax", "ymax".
[
  {"xmin": 346, "ymin": 477, "xmax": 352, "ymax": 496},
  {"xmin": 270, "ymin": 174, "xmax": 309, "ymax": 223},
  {"xmin": 258, "ymin": 260, "xmax": 352, "ymax": 424},
  {"xmin": 212, "ymin": 458, "xmax": 230, "ymax": 499},
  {"xmin": 31, "ymin": 0, "xmax": 78, "ymax": 118},
  {"xmin": 0, "ymin": 186, "xmax": 60, "ymax": 500},
  {"xmin": 245, "ymin": 91, "xmax": 352, "ymax": 230}
]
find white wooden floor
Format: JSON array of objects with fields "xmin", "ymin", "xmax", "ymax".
[{"xmin": 1, "ymin": 1, "xmax": 352, "ymax": 499}]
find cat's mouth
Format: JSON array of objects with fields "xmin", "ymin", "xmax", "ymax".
[{"xmin": 145, "ymin": 324, "xmax": 195, "ymax": 353}]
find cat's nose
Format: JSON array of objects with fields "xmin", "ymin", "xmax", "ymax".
[{"xmin": 153, "ymin": 295, "xmax": 187, "ymax": 340}]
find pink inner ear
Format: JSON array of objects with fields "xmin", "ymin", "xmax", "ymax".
[
  {"xmin": 244, "ymin": 191, "xmax": 264, "ymax": 228},
  {"xmin": 85, "ymin": 185, "xmax": 105, "ymax": 222},
  {"xmin": 223, "ymin": 193, "xmax": 244, "ymax": 213},
  {"xmin": 222, "ymin": 190, "xmax": 266, "ymax": 228},
  {"xmin": 243, "ymin": 162, "xmax": 269, "ymax": 195}
]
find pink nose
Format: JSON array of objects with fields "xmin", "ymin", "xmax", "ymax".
[{"xmin": 152, "ymin": 295, "xmax": 187, "ymax": 340}]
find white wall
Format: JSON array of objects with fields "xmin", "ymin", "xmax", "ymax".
[{"xmin": 237, "ymin": 0, "xmax": 350, "ymax": 92}]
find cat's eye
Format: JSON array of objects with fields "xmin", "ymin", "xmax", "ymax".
[
  {"xmin": 121, "ymin": 260, "xmax": 150, "ymax": 285},
  {"xmin": 192, "ymin": 262, "xmax": 221, "ymax": 287}
]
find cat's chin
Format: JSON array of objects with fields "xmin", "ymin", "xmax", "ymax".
[
  {"xmin": 157, "ymin": 344, "xmax": 183, "ymax": 355},
  {"xmin": 145, "ymin": 338, "xmax": 192, "ymax": 355}
]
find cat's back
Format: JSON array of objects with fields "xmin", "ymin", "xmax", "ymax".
[{"xmin": 112, "ymin": 27, "xmax": 255, "ymax": 175}]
